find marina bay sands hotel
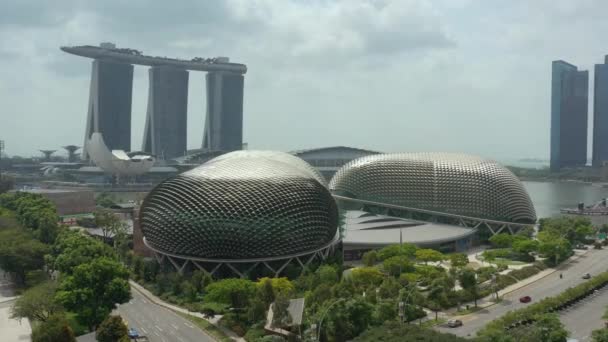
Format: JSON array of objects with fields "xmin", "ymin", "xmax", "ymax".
[{"xmin": 61, "ymin": 42, "xmax": 247, "ymax": 160}]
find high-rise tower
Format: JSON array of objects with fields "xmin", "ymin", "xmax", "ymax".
[
  {"xmin": 142, "ymin": 66, "xmax": 189, "ymax": 160},
  {"xmin": 83, "ymin": 59, "xmax": 134, "ymax": 159},
  {"xmin": 593, "ymin": 56, "xmax": 608, "ymax": 167},
  {"xmin": 550, "ymin": 60, "xmax": 589, "ymax": 171},
  {"xmin": 203, "ymin": 70, "xmax": 244, "ymax": 152}
]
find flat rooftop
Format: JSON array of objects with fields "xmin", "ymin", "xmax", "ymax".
[
  {"xmin": 61, "ymin": 45, "xmax": 247, "ymax": 74},
  {"xmin": 342, "ymin": 210, "xmax": 476, "ymax": 249}
]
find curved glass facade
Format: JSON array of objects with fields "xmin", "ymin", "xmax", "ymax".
[
  {"xmin": 330, "ymin": 153, "xmax": 536, "ymax": 224},
  {"xmin": 140, "ymin": 151, "xmax": 338, "ymax": 259}
]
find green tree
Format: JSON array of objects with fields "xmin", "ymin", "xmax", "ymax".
[
  {"xmin": 526, "ymin": 313, "xmax": 569, "ymax": 342},
  {"xmin": 383, "ymin": 255, "xmax": 415, "ymax": 276},
  {"xmin": 30, "ymin": 313, "xmax": 76, "ymax": 342},
  {"xmin": 256, "ymin": 277, "xmax": 295, "ymax": 297},
  {"xmin": 459, "ymin": 268, "xmax": 478, "ymax": 307},
  {"xmin": 377, "ymin": 243, "xmax": 417, "ymax": 261},
  {"xmin": 592, "ymin": 328, "xmax": 608, "ymax": 342},
  {"xmin": 449, "ymin": 253, "xmax": 469, "ymax": 268},
  {"xmin": 350, "ymin": 267, "xmax": 385, "ymax": 288},
  {"xmin": 190, "ymin": 270, "xmax": 212, "ymax": 293},
  {"xmin": 95, "ymin": 193, "xmax": 116, "ymax": 208},
  {"xmin": 362, "ymin": 250, "xmax": 378, "ymax": 266},
  {"xmin": 0, "ymin": 228, "xmax": 49, "ymax": 286},
  {"xmin": 488, "ymin": 233, "xmax": 514, "ymax": 248},
  {"xmin": 181, "ymin": 280, "xmax": 197, "ymax": 302},
  {"xmin": 427, "ymin": 279, "xmax": 447, "ymax": 321},
  {"xmin": 204, "ymin": 278, "xmax": 256, "ymax": 309},
  {"xmin": 353, "ymin": 320, "xmax": 468, "ymax": 341},
  {"xmin": 600, "ymin": 224, "xmax": 608, "ymax": 234},
  {"xmin": 247, "ymin": 298, "xmax": 268, "ymax": 323},
  {"xmin": 11, "ymin": 281, "xmax": 62, "ymax": 322},
  {"xmin": 56, "ymin": 257, "xmax": 131, "ymax": 330},
  {"xmin": 258, "ymin": 278, "xmax": 276, "ymax": 306},
  {"xmin": 516, "ymin": 226, "xmax": 536, "ymax": 238},
  {"xmin": 51, "ymin": 231, "xmax": 115, "ymax": 274},
  {"xmin": 317, "ymin": 265, "xmax": 339, "ymax": 284},
  {"xmin": 271, "ymin": 294, "xmax": 292, "ymax": 328},
  {"xmin": 415, "ymin": 249, "xmax": 445, "ymax": 265},
  {"xmin": 537, "ymin": 231, "xmax": 572, "ymax": 265},
  {"xmin": 512, "ymin": 239, "xmax": 539, "ymax": 256},
  {"xmin": 321, "ymin": 298, "xmax": 374, "ymax": 341},
  {"xmin": 540, "ymin": 216, "xmax": 594, "ymax": 244},
  {"xmin": 94, "ymin": 209, "xmax": 128, "ymax": 242},
  {"xmin": 96, "ymin": 315, "xmax": 129, "ymax": 342}
]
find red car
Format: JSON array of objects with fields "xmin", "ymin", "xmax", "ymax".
[{"xmin": 519, "ymin": 296, "xmax": 532, "ymax": 303}]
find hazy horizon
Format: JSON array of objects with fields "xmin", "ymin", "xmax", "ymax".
[{"xmin": 1, "ymin": 1, "xmax": 607, "ymax": 161}]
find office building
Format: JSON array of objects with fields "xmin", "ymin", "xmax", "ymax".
[
  {"xmin": 550, "ymin": 60, "xmax": 589, "ymax": 171},
  {"xmin": 593, "ymin": 56, "xmax": 608, "ymax": 167},
  {"xmin": 142, "ymin": 66, "xmax": 189, "ymax": 160}
]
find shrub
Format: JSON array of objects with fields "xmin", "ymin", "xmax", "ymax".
[{"xmin": 509, "ymin": 265, "xmax": 541, "ymax": 281}]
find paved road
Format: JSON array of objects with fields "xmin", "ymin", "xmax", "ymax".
[
  {"xmin": 436, "ymin": 248, "xmax": 608, "ymax": 338},
  {"xmin": 0, "ymin": 268, "xmax": 30, "ymax": 342},
  {"xmin": 561, "ymin": 285, "xmax": 608, "ymax": 341},
  {"xmin": 116, "ymin": 288, "xmax": 214, "ymax": 342}
]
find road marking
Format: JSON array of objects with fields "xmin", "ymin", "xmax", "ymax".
[
  {"xmin": 155, "ymin": 325, "xmax": 163, "ymax": 332},
  {"xmin": 184, "ymin": 322, "xmax": 194, "ymax": 328},
  {"xmin": 171, "ymin": 323, "xmax": 179, "ymax": 330},
  {"xmin": 141, "ymin": 327, "xmax": 147, "ymax": 334}
]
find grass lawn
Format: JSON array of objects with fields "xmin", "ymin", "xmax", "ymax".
[
  {"xmin": 420, "ymin": 318, "xmax": 446, "ymax": 328},
  {"xmin": 177, "ymin": 312, "xmax": 232, "ymax": 342}
]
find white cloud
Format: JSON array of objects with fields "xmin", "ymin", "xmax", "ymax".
[{"xmin": 0, "ymin": 0, "xmax": 607, "ymax": 162}]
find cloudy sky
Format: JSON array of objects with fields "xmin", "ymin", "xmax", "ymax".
[{"xmin": 1, "ymin": 0, "xmax": 607, "ymax": 161}]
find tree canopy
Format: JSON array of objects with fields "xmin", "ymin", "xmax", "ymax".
[
  {"xmin": 56, "ymin": 257, "xmax": 131, "ymax": 330},
  {"xmin": 415, "ymin": 249, "xmax": 445, "ymax": 264},
  {"xmin": 376, "ymin": 243, "xmax": 418, "ymax": 261},
  {"xmin": 96, "ymin": 315, "xmax": 130, "ymax": 342},
  {"xmin": 353, "ymin": 320, "xmax": 466, "ymax": 341},
  {"xmin": 0, "ymin": 228, "xmax": 49, "ymax": 286},
  {"xmin": 30, "ymin": 313, "xmax": 76, "ymax": 342},
  {"xmin": 50, "ymin": 230, "xmax": 115, "ymax": 274},
  {"xmin": 11, "ymin": 281, "xmax": 62, "ymax": 322},
  {"xmin": 204, "ymin": 278, "xmax": 257, "ymax": 309}
]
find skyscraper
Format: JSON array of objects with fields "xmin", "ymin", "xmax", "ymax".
[
  {"xmin": 550, "ymin": 60, "xmax": 589, "ymax": 171},
  {"xmin": 203, "ymin": 72, "xmax": 244, "ymax": 152},
  {"xmin": 593, "ymin": 56, "xmax": 608, "ymax": 167},
  {"xmin": 142, "ymin": 66, "xmax": 189, "ymax": 160},
  {"xmin": 83, "ymin": 60, "xmax": 134, "ymax": 159}
]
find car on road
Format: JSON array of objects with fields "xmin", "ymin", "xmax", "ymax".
[
  {"xmin": 447, "ymin": 319, "xmax": 463, "ymax": 328},
  {"xmin": 575, "ymin": 244, "xmax": 589, "ymax": 250},
  {"xmin": 128, "ymin": 328, "xmax": 139, "ymax": 339},
  {"xmin": 583, "ymin": 273, "xmax": 591, "ymax": 279},
  {"xmin": 519, "ymin": 296, "xmax": 532, "ymax": 303}
]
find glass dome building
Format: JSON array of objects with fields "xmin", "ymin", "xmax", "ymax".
[
  {"xmin": 330, "ymin": 152, "xmax": 536, "ymax": 224},
  {"xmin": 139, "ymin": 150, "xmax": 340, "ymax": 277}
]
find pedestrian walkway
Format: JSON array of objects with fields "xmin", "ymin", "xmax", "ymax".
[
  {"xmin": 129, "ymin": 280, "xmax": 245, "ymax": 342},
  {"xmin": 0, "ymin": 269, "xmax": 30, "ymax": 342}
]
